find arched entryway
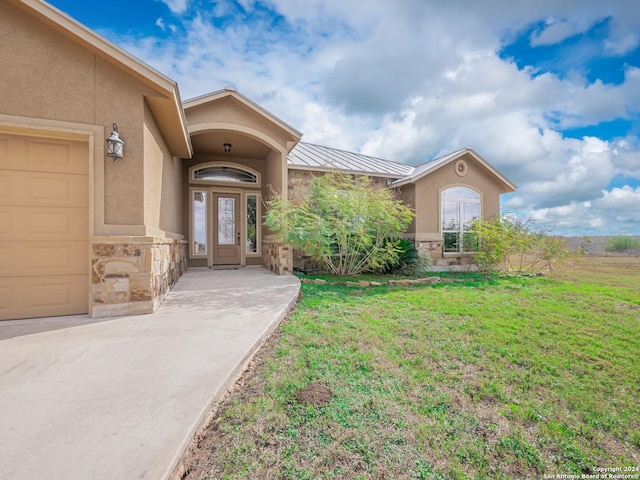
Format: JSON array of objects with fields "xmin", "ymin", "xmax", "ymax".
[{"xmin": 182, "ymin": 89, "xmax": 301, "ymax": 272}]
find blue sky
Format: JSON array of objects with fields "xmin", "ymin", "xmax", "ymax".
[{"xmin": 48, "ymin": 0, "xmax": 640, "ymax": 235}]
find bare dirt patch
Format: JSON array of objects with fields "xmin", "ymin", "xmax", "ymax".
[{"xmin": 295, "ymin": 382, "xmax": 333, "ymax": 406}]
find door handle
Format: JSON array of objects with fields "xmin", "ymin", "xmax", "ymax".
[{"xmin": 237, "ymin": 231, "xmax": 240, "ymax": 245}]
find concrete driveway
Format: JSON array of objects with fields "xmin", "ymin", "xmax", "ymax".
[{"xmin": 0, "ymin": 267, "xmax": 300, "ymax": 480}]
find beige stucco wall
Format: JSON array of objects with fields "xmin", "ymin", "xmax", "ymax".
[
  {"xmin": 264, "ymin": 150, "xmax": 286, "ymax": 198},
  {"xmin": 411, "ymin": 153, "xmax": 504, "ymax": 237},
  {"xmin": 143, "ymin": 103, "xmax": 184, "ymax": 236},
  {"xmin": 0, "ymin": 1, "xmax": 174, "ymax": 233},
  {"xmin": 0, "ymin": 3, "xmax": 95, "ymax": 124},
  {"xmin": 187, "ymin": 97, "xmax": 293, "ymax": 148},
  {"xmin": 394, "ymin": 183, "xmax": 417, "ymax": 234}
]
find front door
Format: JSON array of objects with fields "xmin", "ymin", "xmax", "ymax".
[{"xmin": 212, "ymin": 193, "xmax": 241, "ymax": 265}]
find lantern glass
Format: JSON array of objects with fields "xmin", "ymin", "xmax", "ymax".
[{"xmin": 106, "ymin": 124, "xmax": 124, "ymax": 160}]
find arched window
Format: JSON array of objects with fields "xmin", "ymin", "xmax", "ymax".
[
  {"xmin": 190, "ymin": 164, "xmax": 259, "ymax": 185},
  {"xmin": 442, "ymin": 187, "xmax": 480, "ymax": 253}
]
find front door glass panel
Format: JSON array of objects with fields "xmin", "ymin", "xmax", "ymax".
[{"xmin": 217, "ymin": 197, "xmax": 236, "ymax": 245}]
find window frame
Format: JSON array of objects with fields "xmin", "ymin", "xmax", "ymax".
[
  {"xmin": 244, "ymin": 192, "xmax": 261, "ymax": 256},
  {"xmin": 190, "ymin": 188, "xmax": 208, "ymax": 258},
  {"xmin": 441, "ymin": 186, "xmax": 481, "ymax": 254},
  {"xmin": 189, "ymin": 187, "xmax": 262, "ymax": 262},
  {"xmin": 189, "ymin": 162, "xmax": 261, "ymax": 187}
]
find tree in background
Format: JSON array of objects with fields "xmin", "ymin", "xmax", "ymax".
[
  {"xmin": 470, "ymin": 215, "xmax": 570, "ymax": 274},
  {"xmin": 264, "ymin": 172, "xmax": 414, "ymax": 275},
  {"xmin": 606, "ymin": 236, "xmax": 640, "ymax": 254}
]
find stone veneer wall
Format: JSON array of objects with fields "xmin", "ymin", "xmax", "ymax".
[
  {"xmin": 263, "ymin": 240, "xmax": 293, "ymax": 275},
  {"xmin": 91, "ymin": 237, "xmax": 187, "ymax": 318},
  {"xmin": 293, "ymin": 249, "xmax": 323, "ymax": 273},
  {"xmin": 414, "ymin": 238, "xmax": 444, "ymax": 260},
  {"xmin": 288, "ymin": 169, "xmax": 388, "ymax": 202},
  {"xmin": 410, "ymin": 237, "xmax": 475, "ymax": 267}
]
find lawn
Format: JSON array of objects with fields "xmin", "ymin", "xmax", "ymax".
[{"xmin": 182, "ymin": 256, "xmax": 640, "ymax": 479}]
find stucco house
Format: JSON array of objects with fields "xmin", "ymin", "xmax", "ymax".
[{"xmin": 0, "ymin": 0, "xmax": 515, "ymax": 321}]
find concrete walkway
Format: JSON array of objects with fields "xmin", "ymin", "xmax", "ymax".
[{"xmin": 0, "ymin": 267, "xmax": 300, "ymax": 480}]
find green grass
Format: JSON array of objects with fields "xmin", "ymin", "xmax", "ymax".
[{"xmin": 184, "ymin": 257, "xmax": 640, "ymax": 479}]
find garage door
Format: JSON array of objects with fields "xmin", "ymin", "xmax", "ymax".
[{"xmin": 0, "ymin": 132, "xmax": 89, "ymax": 320}]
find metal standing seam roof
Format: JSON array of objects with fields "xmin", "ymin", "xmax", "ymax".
[
  {"xmin": 287, "ymin": 143, "xmax": 516, "ymax": 191},
  {"xmin": 288, "ymin": 142, "xmax": 415, "ymax": 178}
]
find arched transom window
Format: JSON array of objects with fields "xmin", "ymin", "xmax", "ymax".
[
  {"xmin": 191, "ymin": 164, "xmax": 259, "ymax": 185},
  {"xmin": 441, "ymin": 187, "xmax": 480, "ymax": 253}
]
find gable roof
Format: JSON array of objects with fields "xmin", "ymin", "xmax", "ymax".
[
  {"xmin": 391, "ymin": 148, "xmax": 516, "ymax": 191},
  {"xmin": 11, "ymin": 0, "xmax": 192, "ymax": 157},
  {"xmin": 288, "ymin": 142, "xmax": 414, "ymax": 178},
  {"xmin": 183, "ymin": 88, "xmax": 303, "ymax": 145},
  {"xmin": 288, "ymin": 143, "xmax": 516, "ymax": 192}
]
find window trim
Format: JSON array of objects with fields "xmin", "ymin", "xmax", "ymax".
[
  {"xmin": 440, "ymin": 186, "xmax": 481, "ymax": 255},
  {"xmin": 189, "ymin": 162, "xmax": 261, "ymax": 187},
  {"xmin": 189, "ymin": 188, "xmax": 208, "ymax": 259},
  {"xmin": 244, "ymin": 192, "xmax": 261, "ymax": 257},
  {"xmin": 189, "ymin": 187, "xmax": 262, "ymax": 262}
]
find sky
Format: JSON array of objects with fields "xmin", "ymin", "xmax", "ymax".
[{"xmin": 48, "ymin": 0, "xmax": 640, "ymax": 236}]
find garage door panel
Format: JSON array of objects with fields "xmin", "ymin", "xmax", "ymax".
[
  {"xmin": 0, "ymin": 131, "xmax": 89, "ymax": 320},
  {"xmin": 0, "ymin": 170, "xmax": 88, "ymax": 207},
  {"xmin": 0, "ymin": 275, "xmax": 88, "ymax": 321},
  {"xmin": 0, "ymin": 170, "xmax": 89, "ymax": 207},
  {"xmin": 0, "ymin": 206, "xmax": 88, "ymax": 242},
  {"xmin": 0, "ymin": 210, "xmax": 9, "ymax": 238},
  {"xmin": 0, "ymin": 245, "xmax": 9, "ymax": 276},
  {"xmin": 0, "ymin": 242, "xmax": 88, "ymax": 277},
  {"xmin": 0, "ymin": 134, "xmax": 88, "ymax": 175}
]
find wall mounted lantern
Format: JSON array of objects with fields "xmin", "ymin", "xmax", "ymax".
[
  {"xmin": 106, "ymin": 123, "xmax": 124, "ymax": 160},
  {"xmin": 223, "ymin": 143, "xmax": 232, "ymax": 153}
]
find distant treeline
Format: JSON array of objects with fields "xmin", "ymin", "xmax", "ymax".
[{"xmin": 562, "ymin": 236, "xmax": 640, "ymax": 255}]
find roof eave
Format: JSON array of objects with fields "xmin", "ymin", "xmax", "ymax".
[
  {"xmin": 465, "ymin": 149, "xmax": 517, "ymax": 192},
  {"xmin": 391, "ymin": 148, "xmax": 517, "ymax": 192},
  {"xmin": 12, "ymin": 0, "xmax": 192, "ymax": 158},
  {"xmin": 287, "ymin": 163, "xmax": 405, "ymax": 180}
]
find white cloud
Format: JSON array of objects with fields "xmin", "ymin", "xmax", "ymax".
[
  {"xmin": 111, "ymin": 0, "xmax": 640, "ymax": 235},
  {"xmin": 157, "ymin": 0, "xmax": 189, "ymax": 14},
  {"xmin": 530, "ymin": 19, "xmax": 581, "ymax": 46},
  {"xmin": 525, "ymin": 185, "xmax": 640, "ymax": 235}
]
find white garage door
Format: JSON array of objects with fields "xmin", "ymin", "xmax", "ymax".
[{"xmin": 0, "ymin": 131, "xmax": 89, "ymax": 320}]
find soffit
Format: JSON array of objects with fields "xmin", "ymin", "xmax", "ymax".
[{"xmin": 190, "ymin": 130, "xmax": 272, "ymax": 159}]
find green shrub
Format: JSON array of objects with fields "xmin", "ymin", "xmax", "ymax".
[
  {"xmin": 264, "ymin": 172, "xmax": 415, "ymax": 276},
  {"xmin": 377, "ymin": 238, "xmax": 420, "ymax": 274},
  {"xmin": 470, "ymin": 215, "xmax": 570, "ymax": 274},
  {"xmin": 605, "ymin": 236, "xmax": 640, "ymax": 253}
]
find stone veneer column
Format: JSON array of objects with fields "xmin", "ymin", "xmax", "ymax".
[
  {"xmin": 91, "ymin": 237, "xmax": 187, "ymax": 318},
  {"xmin": 262, "ymin": 240, "xmax": 293, "ymax": 275}
]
